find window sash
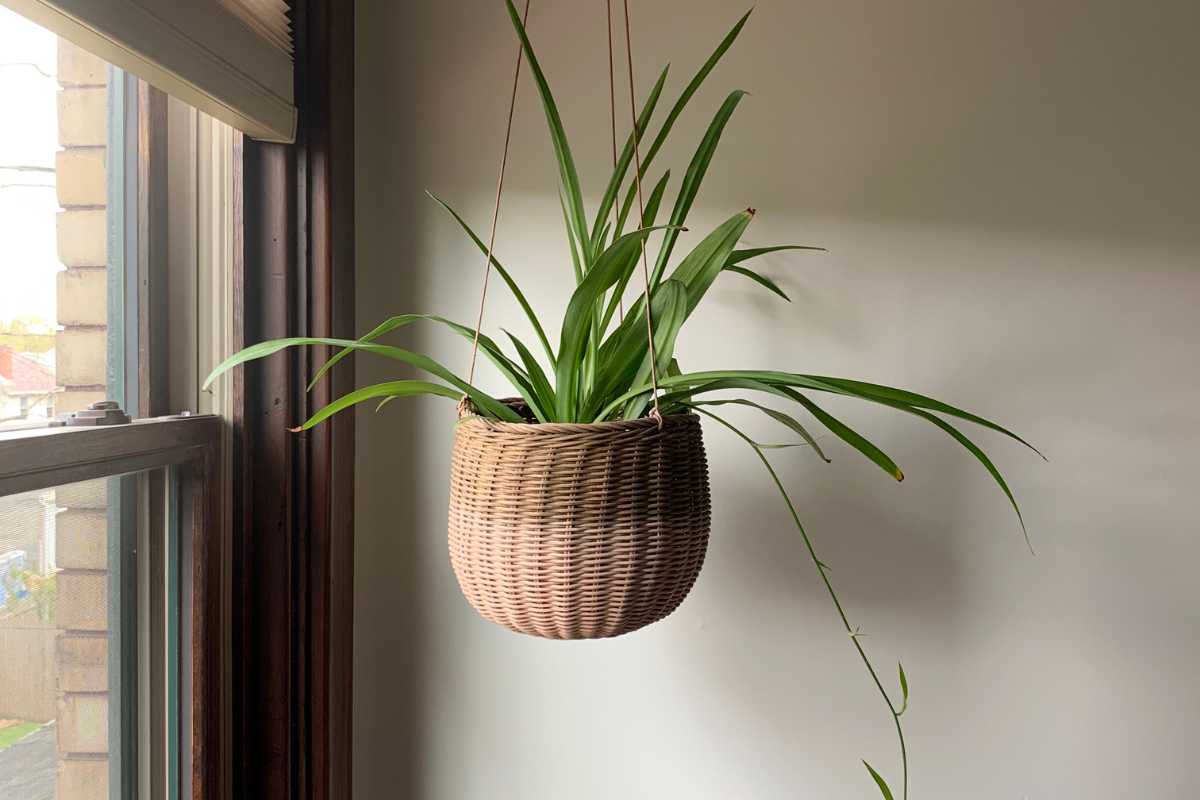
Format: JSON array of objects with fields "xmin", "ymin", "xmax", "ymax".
[
  {"xmin": 0, "ymin": 415, "xmax": 219, "ymax": 496},
  {"xmin": 0, "ymin": 415, "xmax": 226, "ymax": 800}
]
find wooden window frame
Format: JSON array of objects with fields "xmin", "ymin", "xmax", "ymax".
[
  {"xmin": 0, "ymin": 0, "xmax": 353, "ymax": 795},
  {"xmin": 231, "ymin": 0, "xmax": 354, "ymax": 798}
]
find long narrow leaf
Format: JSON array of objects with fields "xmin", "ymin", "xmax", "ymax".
[
  {"xmin": 615, "ymin": 9, "xmax": 752, "ymax": 237},
  {"xmin": 725, "ymin": 265, "xmax": 790, "ymax": 301},
  {"xmin": 606, "ymin": 367, "xmax": 1037, "ymax": 461},
  {"xmin": 650, "ymin": 89, "xmax": 747, "ymax": 290},
  {"xmin": 559, "ymin": 189, "xmax": 584, "ymax": 283},
  {"xmin": 503, "ymin": 329, "xmax": 556, "ymax": 421},
  {"xmin": 203, "ymin": 336, "xmax": 522, "ymax": 423},
  {"xmin": 600, "ymin": 170, "xmax": 672, "ymax": 334},
  {"xmin": 589, "ymin": 65, "xmax": 670, "ymax": 251},
  {"xmin": 669, "ymin": 209, "xmax": 756, "ymax": 315},
  {"xmin": 863, "ymin": 762, "xmax": 896, "ymax": 800},
  {"xmin": 427, "ymin": 191, "xmax": 555, "ymax": 365},
  {"xmin": 292, "ymin": 380, "xmax": 460, "ymax": 431},
  {"xmin": 894, "ymin": 403, "xmax": 1031, "ymax": 550},
  {"xmin": 789, "ymin": 391, "xmax": 904, "ymax": 481},
  {"xmin": 505, "ymin": 0, "xmax": 590, "ymax": 269},
  {"xmin": 686, "ymin": 398, "xmax": 830, "ymax": 462},
  {"xmin": 555, "ymin": 226, "xmax": 672, "ymax": 419},
  {"xmin": 729, "ymin": 244, "xmax": 826, "ymax": 265},
  {"xmin": 620, "ymin": 280, "xmax": 688, "ymax": 419},
  {"xmin": 591, "ymin": 277, "xmax": 691, "ymax": 419},
  {"xmin": 306, "ymin": 313, "xmax": 423, "ymax": 391},
  {"xmin": 302, "ymin": 313, "xmax": 540, "ymax": 419},
  {"xmin": 804, "ymin": 375, "xmax": 1045, "ymax": 458}
]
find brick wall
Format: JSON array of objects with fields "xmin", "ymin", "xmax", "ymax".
[
  {"xmin": 55, "ymin": 41, "xmax": 111, "ymax": 800},
  {"xmin": 55, "ymin": 40, "xmax": 108, "ymax": 415}
]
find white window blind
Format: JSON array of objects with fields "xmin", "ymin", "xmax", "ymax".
[{"xmin": 0, "ymin": 0, "xmax": 296, "ymax": 142}]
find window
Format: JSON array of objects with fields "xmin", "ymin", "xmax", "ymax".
[{"xmin": 0, "ymin": 7, "xmax": 229, "ymax": 799}]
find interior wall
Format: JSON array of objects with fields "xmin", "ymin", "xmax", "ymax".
[{"xmin": 354, "ymin": 2, "xmax": 1200, "ymax": 797}]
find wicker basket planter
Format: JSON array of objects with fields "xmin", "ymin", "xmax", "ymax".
[{"xmin": 448, "ymin": 400, "xmax": 712, "ymax": 639}]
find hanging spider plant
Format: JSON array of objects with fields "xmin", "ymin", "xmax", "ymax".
[{"xmin": 206, "ymin": 3, "xmax": 1041, "ymax": 797}]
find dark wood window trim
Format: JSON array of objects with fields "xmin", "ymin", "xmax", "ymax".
[{"xmin": 232, "ymin": 1, "xmax": 354, "ymax": 798}]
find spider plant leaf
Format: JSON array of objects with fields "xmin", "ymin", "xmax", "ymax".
[
  {"xmin": 555, "ymin": 225, "xmax": 672, "ymax": 420},
  {"xmin": 597, "ymin": 220, "xmax": 612, "ymax": 254},
  {"xmin": 616, "ymin": 367, "xmax": 1032, "ymax": 456},
  {"xmin": 601, "ymin": 169, "xmax": 672, "ymax": 333},
  {"xmin": 306, "ymin": 313, "xmax": 425, "ymax": 391},
  {"xmin": 897, "ymin": 662, "xmax": 909, "ymax": 716},
  {"xmin": 620, "ymin": 279, "xmax": 689, "ymax": 419},
  {"xmin": 591, "ymin": 278, "xmax": 689, "ymax": 419},
  {"xmin": 593, "ymin": 369, "xmax": 844, "ymax": 420},
  {"xmin": 669, "ymin": 208, "xmax": 756, "ymax": 315},
  {"xmin": 686, "ymin": 398, "xmax": 829, "ymax": 462},
  {"xmin": 560, "ymin": 189, "xmax": 584, "ymax": 283},
  {"xmin": 590, "ymin": 64, "xmax": 670, "ymax": 250},
  {"xmin": 804, "ymin": 375, "xmax": 1045, "ymax": 459},
  {"xmin": 427, "ymin": 318, "xmax": 548, "ymax": 422},
  {"xmin": 597, "ymin": 368, "xmax": 901, "ymax": 478},
  {"xmin": 291, "ymin": 380, "xmax": 460, "ymax": 431},
  {"xmin": 427, "ymin": 191, "xmax": 555, "ymax": 366},
  {"xmin": 303, "ymin": 313, "xmax": 540, "ymax": 418},
  {"xmin": 725, "ymin": 265, "xmax": 790, "ymax": 301},
  {"xmin": 504, "ymin": 0, "xmax": 590, "ymax": 269},
  {"xmin": 789, "ymin": 391, "xmax": 904, "ymax": 481},
  {"xmin": 650, "ymin": 89, "xmax": 748, "ymax": 289},
  {"xmin": 863, "ymin": 762, "xmax": 896, "ymax": 800},
  {"xmin": 503, "ymin": 329, "xmax": 556, "ymax": 421},
  {"xmin": 728, "ymin": 244, "xmax": 826, "ymax": 265},
  {"xmin": 616, "ymin": 9, "xmax": 752, "ymax": 236},
  {"xmin": 203, "ymin": 336, "xmax": 522, "ymax": 423},
  {"xmin": 897, "ymin": 404, "xmax": 1032, "ymax": 551}
]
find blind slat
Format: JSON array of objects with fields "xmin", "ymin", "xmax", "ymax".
[{"xmin": 218, "ymin": 0, "xmax": 292, "ymax": 56}]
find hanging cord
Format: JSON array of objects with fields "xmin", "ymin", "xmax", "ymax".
[
  {"xmin": 621, "ymin": 0, "xmax": 662, "ymax": 422},
  {"xmin": 606, "ymin": 0, "xmax": 624, "ymax": 321},
  {"xmin": 467, "ymin": 0, "xmax": 531, "ymax": 387}
]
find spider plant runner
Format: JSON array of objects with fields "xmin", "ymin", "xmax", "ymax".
[{"xmin": 205, "ymin": 3, "xmax": 1042, "ymax": 797}]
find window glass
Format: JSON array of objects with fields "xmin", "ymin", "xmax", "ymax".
[
  {"xmin": 0, "ymin": 475, "xmax": 127, "ymax": 800},
  {"xmin": 0, "ymin": 7, "xmax": 117, "ymax": 430}
]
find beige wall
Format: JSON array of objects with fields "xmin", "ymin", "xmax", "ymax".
[{"xmin": 354, "ymin": 1, "xmax": 1200, "ymax": 797}]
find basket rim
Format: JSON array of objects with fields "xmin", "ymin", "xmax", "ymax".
[{"xmin": 456, "ymin": 397, "xmax": 699, "ymax": 436}]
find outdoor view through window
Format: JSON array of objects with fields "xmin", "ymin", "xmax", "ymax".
[{"xmin": 1, "ymin": 8, "xmax": 123, "ymax": 799}]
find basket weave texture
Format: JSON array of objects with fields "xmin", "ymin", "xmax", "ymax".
[{"xmin": 448, "ymin": 402, "xmax": 711, "ymax": 639}]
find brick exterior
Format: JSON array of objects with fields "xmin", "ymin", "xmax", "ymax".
[
  {"xmin": 56, "ymin": 209, "xmax": 107, "ymax": 267},
  {"xmin": 54, "ymin": 328, "xmax": 106, "ymax": 386},
  {"xmin": 56, "ymin": 635, "xmax": 108, "ymax": 694},
  {"xmin": 57, "ymin": 87, "xmax": 108, "ymax": 147},
  {"xmin": 55, "ymin": 149, "xmax": 107, "ymax": 207},
  {"xmin": 55, "ymin": 510, "xmax": 108, "ymax": 570},
  {"xmin": 57, "ymin": 41, "xmax": 106, "ymax": 87},
  {"xmin": 55, "ymin": 37, "xmax": 112, "ymax": 799},
  {"xmin": 57, "ymin": 758, "xmax": 108, "ymax": 800}
]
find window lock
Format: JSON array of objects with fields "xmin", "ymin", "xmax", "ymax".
[{"xmin": 54, "ymin": 400, "xmax": 133, "ymax": 427}]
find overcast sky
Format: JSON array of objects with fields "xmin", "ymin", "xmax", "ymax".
[{"xmin": 0, "ymin": 6, "xmax": 63, "ymax": 328}]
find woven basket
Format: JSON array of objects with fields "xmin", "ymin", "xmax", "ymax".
[{"xmin": 448, "ymin": 400, "xmax": 711, "ymax": 639}]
